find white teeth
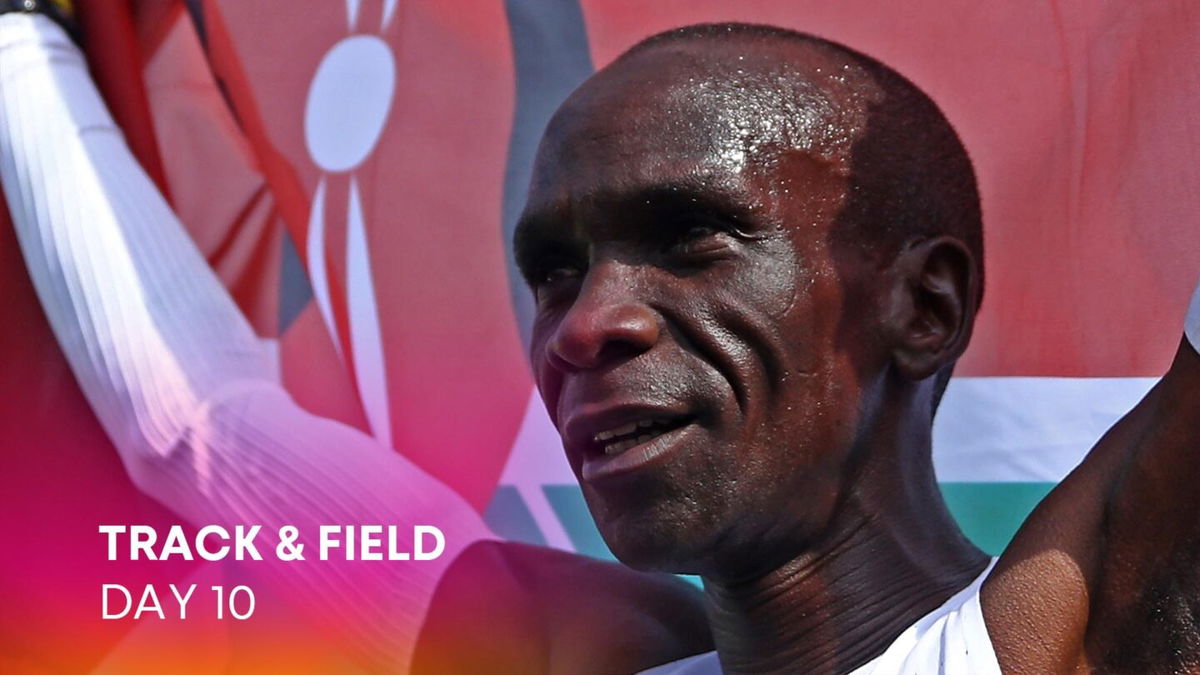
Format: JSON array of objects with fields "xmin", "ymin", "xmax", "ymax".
[
  {"xmin": 607, "ymin": 436, "xmax": 647, "ymax": 455},
  {"xmin": 602, "ymin": 429, "xmax": 672, "ymax": 455},
  {"xmin": 604, "ymin": 439, "xmax": 634, "ymax": 455},
  {"xmin": 613, "ymin": 421, "xmax": 640, "ymax": 437},
  {"xmin": 594, "ymin": 421, "xmax": 641, "ymax": 443},
  {"xmin": 593, "ymin": 417, "xmax": 686, "ymax": 452}
]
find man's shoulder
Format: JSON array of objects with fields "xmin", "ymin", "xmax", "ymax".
[{"xmin": 411, "ymin": 540, "xmax": 713, "ymax": 674}]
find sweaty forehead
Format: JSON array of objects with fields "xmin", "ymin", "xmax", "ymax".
[{"xmin": 528, "ymin": 37, "xmax": 882, "ymax": 208}]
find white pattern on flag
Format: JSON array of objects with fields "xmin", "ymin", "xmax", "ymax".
[
  {"xmin": 305, "ymin": 177, "xmax": 342, "ymax": 358},
  {"xmin": 383, "ymin": 0, "xmax": 400, "ymax": 29},
  {"xmin": 345, "ymin": 0, "xmax": 362, "ymax": 31},
  {"xmin": 347, "ymin": 176, "xmax": 393, "ymax": 448},
  {"xmin": 933, "ymin": 377, "xmax": 1157, "ymax": 483}
]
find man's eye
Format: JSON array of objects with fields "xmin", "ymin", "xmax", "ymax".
[
  {"xmin": 665, "ymin": 222, "xmax": 730, "ymax": 256},
  {"xmin": 531, "ymin": 263, "xmax": 583, "ymax": 303},
  {"xmin": 540, "ymin": 266, "xmax": 581, "ymax": 285},
  {"xmin": 683, "ymin": 224, "xmax": 718, "ymax": 240}
]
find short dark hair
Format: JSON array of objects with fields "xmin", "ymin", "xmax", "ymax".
[{"xmin": 624, "ymin": 23, "xmax": 984, "ymax": 410}]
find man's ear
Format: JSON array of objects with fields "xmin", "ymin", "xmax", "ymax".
[{"xmin": 884, "ymin": 236, "xmax": 980, "ymax": 382}]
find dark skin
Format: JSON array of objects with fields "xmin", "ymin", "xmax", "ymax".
[
  {"xmin": 512, "ymin": 37, "xmax": 1200, "ymax": 674},
  {"xmin": 412, "ymin": 541, "xmax": 712, "ymax": 674}
]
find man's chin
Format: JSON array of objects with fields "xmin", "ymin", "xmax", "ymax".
[
  {"xmin": 594, "ymin": 515, "xmax": 713, "ymax": 575},
  {"xmin": 581, "ymin": 466, "xmax": 729, "ymax": 573}
]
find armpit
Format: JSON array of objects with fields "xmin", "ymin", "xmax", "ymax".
[{"xmin": 1089, "ymin": 545, "xmax": 1200, "ymax": 673}]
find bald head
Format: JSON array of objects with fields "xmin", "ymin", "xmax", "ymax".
[{"xmin": 530, "ymin": 26, "xmax": 875, "ymax": 215}]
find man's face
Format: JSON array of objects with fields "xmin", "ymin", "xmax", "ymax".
[{"xmin": 515, "ymin": 43, "xmax": 885, "ymax": 579}]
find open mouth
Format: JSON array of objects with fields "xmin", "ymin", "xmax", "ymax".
[{"xmin": 592, "ymin": 416, "xmax": 692, "ymax": 456}]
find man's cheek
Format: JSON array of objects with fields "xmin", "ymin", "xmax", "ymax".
[
  {"xmin": 530, "ymin": 343, "xmax": 563, "ymax": 425},
  {"xmin": 752, "ymin": 239, "xmax": 805, "ymax": 321}
]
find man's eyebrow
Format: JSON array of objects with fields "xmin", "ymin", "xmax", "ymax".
[
  {"xmin": 608, "ymin": 178, "xmax": 764, "ymax": 225},
  {"xmin": 513, "ymin": 207, "xmax": 562, "ymax": 247},
  {"xmin": 513, "ymin": 204, "xmax": 578, "ymax": 287},
  {"xmin": 566, "ymin": 175, "xmax": 764, "ymax": 222},
  {"xmin": 512, "ymin": 175, "xmax": 765, "ymax": 281}
]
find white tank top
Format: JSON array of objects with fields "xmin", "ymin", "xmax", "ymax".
[{"xmin": 641, "ymin": 560, "xmax": 1000, "ymax": 675}]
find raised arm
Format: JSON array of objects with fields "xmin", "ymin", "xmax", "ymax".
[
  {"xmin": 985, "ymin": 281, "xmax": 1200, "ymax": 674},
  {"xmin": 0, "ymin": 12, "xmax": 491, "ymax": 671}
]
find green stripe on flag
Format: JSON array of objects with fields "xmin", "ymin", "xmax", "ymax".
[{"xmin": 939, "ymin": 482, "xmax": 1055, "ymax": 556}]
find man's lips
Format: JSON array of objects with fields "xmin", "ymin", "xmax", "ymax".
[
  {"xmin": 592, "ymin": 415, "xmax": 686, "ymax": 452},
  {"xmin": 562, "ymin": 405, "xmax": 697, "ymax": 480}
]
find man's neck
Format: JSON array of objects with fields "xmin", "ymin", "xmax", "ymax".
[{"xmin": 700, "ymin": 421, "xmax": 989, "ymax": 673}]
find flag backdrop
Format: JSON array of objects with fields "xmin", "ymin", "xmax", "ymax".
[{"xmin": 1, "ymin": 0, "xmax": 1198, "ymax": 672}]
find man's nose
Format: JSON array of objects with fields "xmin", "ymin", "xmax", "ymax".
[{"xmin": 545, "ymin": 263, "xmax": 660, "ymax": 372}]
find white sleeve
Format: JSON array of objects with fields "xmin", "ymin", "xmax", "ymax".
[{"xmin": 0, "ymin": 12, "xmax": 492, "ymax": 671}]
